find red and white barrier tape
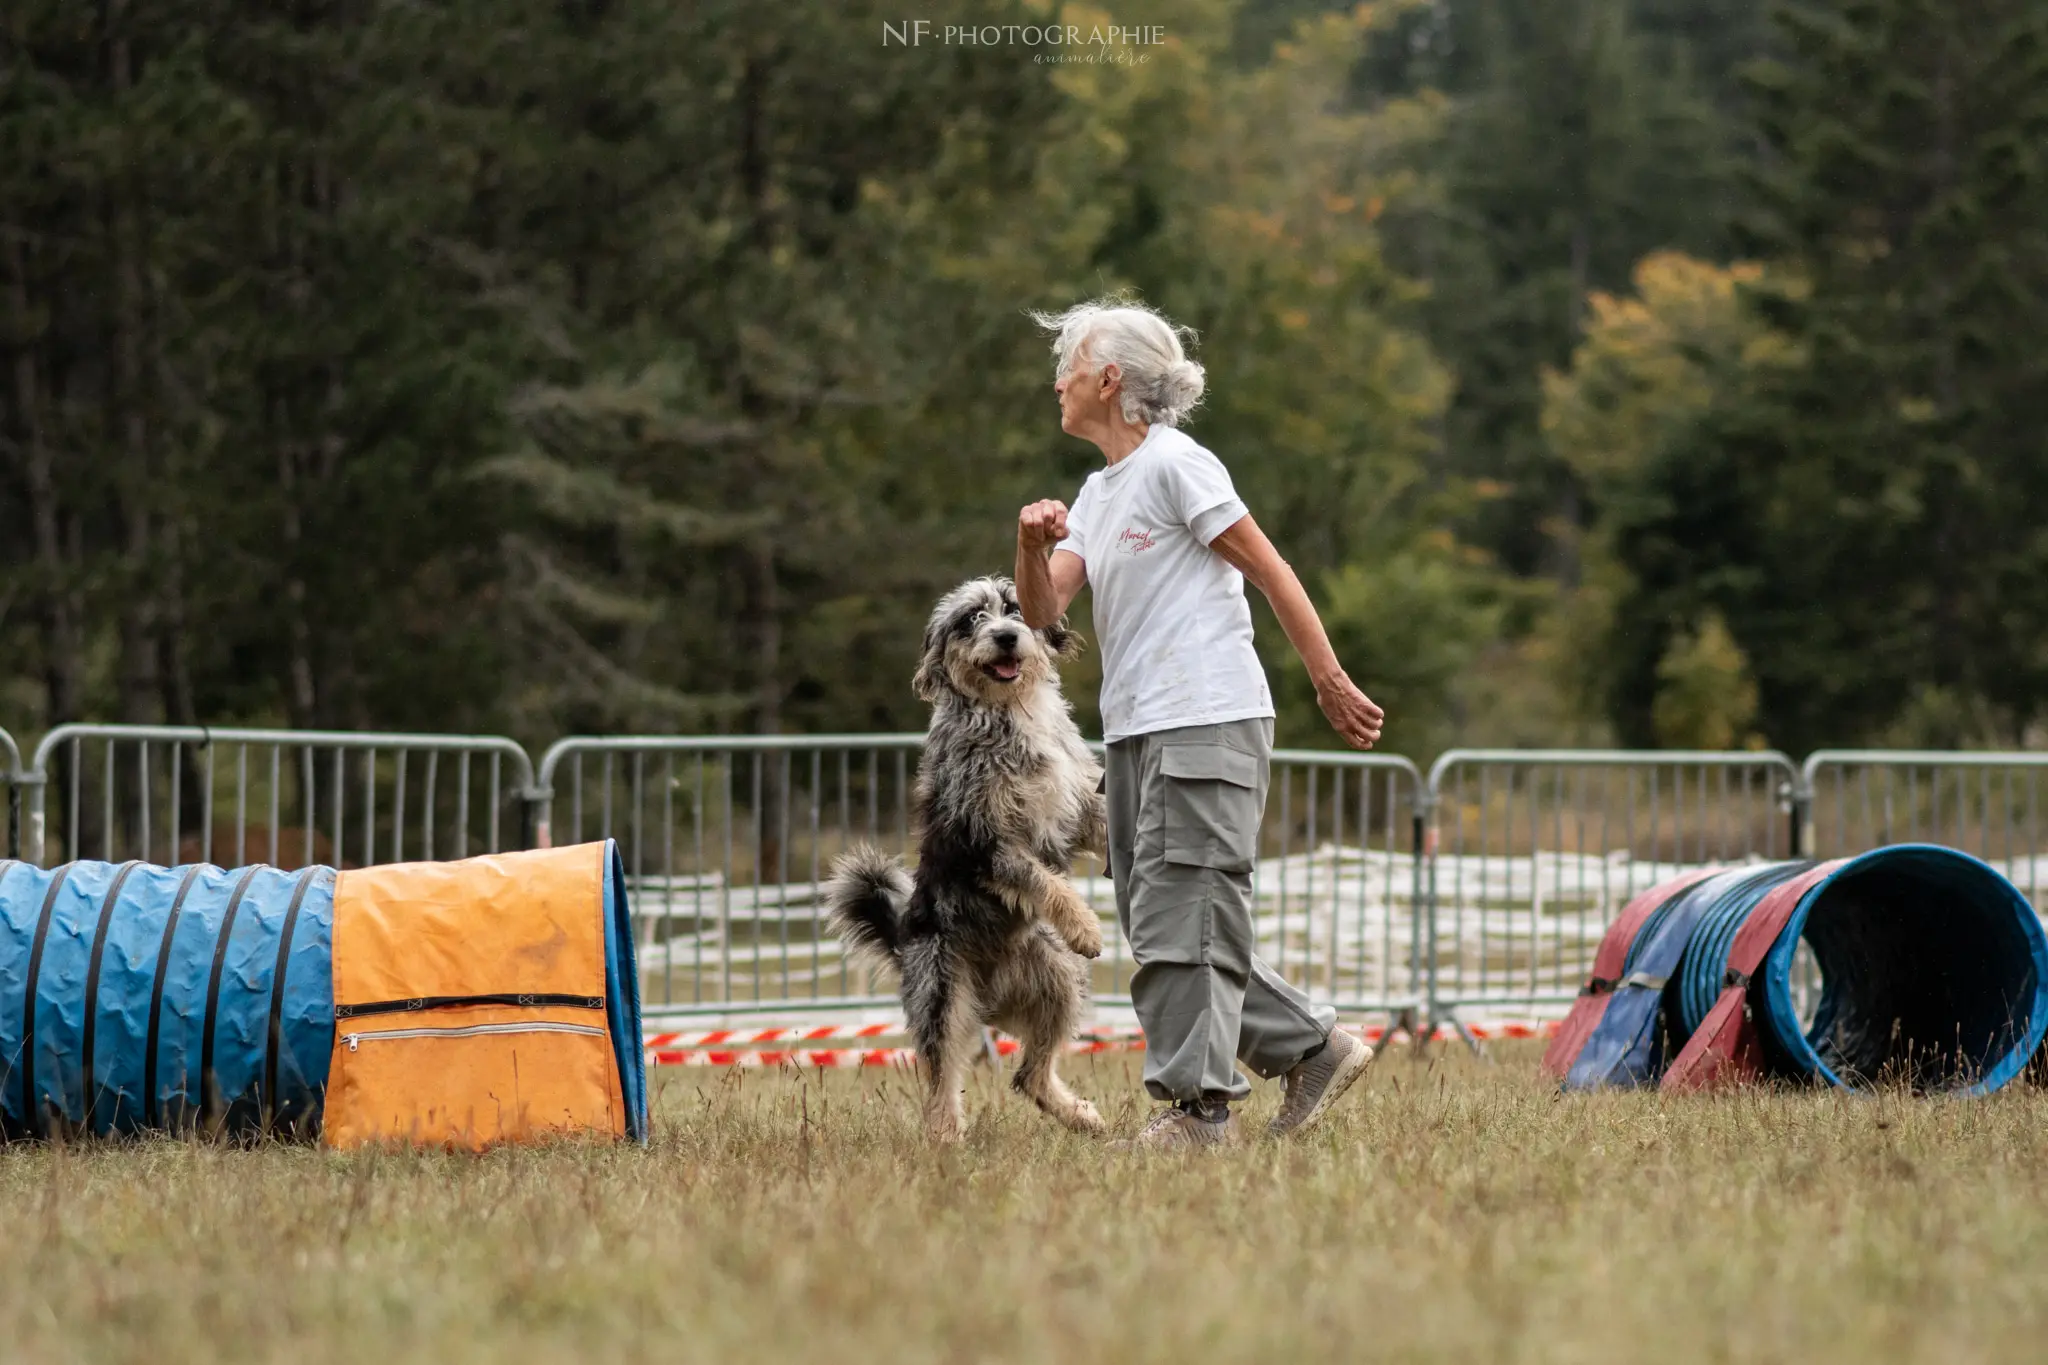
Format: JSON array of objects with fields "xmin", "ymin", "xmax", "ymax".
[
  {"xmin": 644, "ymin": 1023, "xmax": 899, "ymax": 1049},
  {"xmin": 644, "ymin": 1019, "xmax": 1557, "ymax": 1068}
]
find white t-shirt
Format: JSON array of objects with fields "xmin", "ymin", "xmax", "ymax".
[{"xmin": 1055, "ymin": 424, "xmax": 1274, "ymax": 742}]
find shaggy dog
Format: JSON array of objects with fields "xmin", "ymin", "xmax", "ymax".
[{"xmin": 824, "ymin": 576, "xmax": 1109, "ymax": 1143}]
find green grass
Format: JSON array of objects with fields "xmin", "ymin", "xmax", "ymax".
[{"xmin": 6, "ymin": 1045, "xmax": 2048, "ymax": 1364}]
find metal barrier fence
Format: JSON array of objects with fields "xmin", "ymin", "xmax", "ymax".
[
  {"xmin": 1240, "ymin": 750, "xmax": 1425, "ymax": 1019},
  {"xmin": 534, "ymin": 735, "xmax": 924, "ymax": 1016},
  {"xmin": 1802, "ymin": 751, "xmax": 2048, "ymax": 909},
  {"xmin": 0, "ymin": 727, "xmax": 20, "ymax": 859},
  {"xmin": 1422, "ymin": 749, "xmax": 1803, "ymax": 1022},
  {"xmin": 10, "ymin": 723, "xmax": 2048, "ymax": 1032},
  {"xmin": 533, "ymin": 735, "xmax": 1425, "ymax": 1021},
  {"xmin": 24, "ymin": 725, "xmax": 540, "ymax": 869}
]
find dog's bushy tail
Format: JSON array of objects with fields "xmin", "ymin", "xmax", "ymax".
[{"xmin": 824, "ymin": 844, "xmax": 912, "ymax": 971}]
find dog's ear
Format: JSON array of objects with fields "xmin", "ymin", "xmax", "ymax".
[
  {"xmin": 1043, "ymin": 616, "xmax": 1085, "ymax": 662},
  {"xmin": 912, "ymin": 616, "xmax": 950, "ymax": 702}
]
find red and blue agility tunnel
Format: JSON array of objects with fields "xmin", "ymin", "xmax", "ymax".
[
  {"xmin": 1541, "ymin": 867, "xmax": 1719, "ymax": 1078},
  {"xmin": 1561, "ymin": 845, "xmax": 2048, "ymax": 1094},
  {"xmin": 1564, "ymin": 864, "xmax": 1812, "ymax": 1090},
  {"xmin": 0, "ymin": 843, "xmax": 646, "ymax": 1143}
]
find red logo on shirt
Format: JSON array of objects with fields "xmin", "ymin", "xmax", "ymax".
[{"xmin": 1116, "ymin": 527, "xmax": 1158, "ymax": 555}]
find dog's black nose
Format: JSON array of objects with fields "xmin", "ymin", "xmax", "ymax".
[{"xmin": 992, "ymin": 629, "xmax": 1018, "ymax": 649}]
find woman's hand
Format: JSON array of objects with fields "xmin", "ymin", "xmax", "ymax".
[
  {"xmin": 1017, "ymin": 499, "xmax": 1069, "ymax": 554},
  {"xmin": 1315, "ymin": 672, "xmax": 1385, "ymax": 750},
  {"xmin": 1015, "ymin": 501, "xmax": 1087, "ymax": 627}
]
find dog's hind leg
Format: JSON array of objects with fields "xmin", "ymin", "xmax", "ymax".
[
  {"xmin": 905, "ymin": 940, "xmax": 982, "ymax": 1144},
  {"xmin": 995, "ymin": 928, "xmax": 1106, "ymax": 1136}
]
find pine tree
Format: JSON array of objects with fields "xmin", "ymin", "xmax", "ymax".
[
  {"xmin": 1706, "ymin": 0, "xmax": 2048, "ymax": 746},
  {"xmin": 1629, "ymin": 0, "xmax": 1779, "ymax": 111},
  {"xmin": 0, "ymin": 0, "xmax": 1505, "ymax": 751},
  {"xmin": 1, "ymin": 0, "xmax": 523, "ymax": 734},
  {"xmin": 1374, "ymin": 0, "xmax": 1736, "ymax": 580}
]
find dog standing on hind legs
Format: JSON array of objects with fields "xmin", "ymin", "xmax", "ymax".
[{"xmin": 825, "ymin": 576, "xmax": 1109, "ymax": 1143}]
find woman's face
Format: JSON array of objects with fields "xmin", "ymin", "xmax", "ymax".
[{"xmin": 1054, "ymin": 342, "xmax": 1117, "ymax": 437}]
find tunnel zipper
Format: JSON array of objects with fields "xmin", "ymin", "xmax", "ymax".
[{"xmin": 343, "ymin": 1021, "xmax": 607, "ymax": 1051}]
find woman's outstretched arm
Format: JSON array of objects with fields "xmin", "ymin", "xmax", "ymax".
[{"xmin": 1207, "ymin": 513, "xmax": 1384, "ymax": 750}]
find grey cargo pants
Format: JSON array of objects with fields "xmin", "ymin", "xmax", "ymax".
[{"xmin": 1106, "ymin": 717, "xmax": 1334, "ymax": 1102}]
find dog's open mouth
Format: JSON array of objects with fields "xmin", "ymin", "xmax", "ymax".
[{"xmin": 982, "ymin": 659, "xmax": 1022, "ymax": 684}]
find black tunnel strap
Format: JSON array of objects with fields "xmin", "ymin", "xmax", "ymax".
[
  {"xmin": 1723, "ymin": 967, "xmax": 1753, "ymax": 990},
  {"xmin": 333, "ymin": 992, "xmax": 607, "ymax": 1020},
  {"xmin": 262, "ymin": 867, "xmax": 329, "ymax": 1133},
  {"xmin": 198, "ymin": 865, "xmax": 265, "ymax": 1127},
  {"xmin": 1583, "ymin": 976, "xmax": 1617, "ymax": 997},
  {"xmin": 144, "ymin": 864, "xmax": 207, "ymax": 1128},
  {"xmin": 79, "ymin": 860, "xmax": 144, "ymax": 1131},
  {"xmin": 19, "ymin": 863, "xmax": 78, "ymax": 1138}
]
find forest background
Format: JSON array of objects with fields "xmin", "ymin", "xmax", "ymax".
[{"xmin": 5, "ymin": 0, "xmax": 2044, "ymax": 759}]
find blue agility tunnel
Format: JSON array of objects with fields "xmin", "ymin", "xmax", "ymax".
[
  {"xmin": 0, "ymin": 860, "xmax": 334, "ymax": 1138},
  {"xmin": 1565, "ymin": 844, "xmax": 2048, "ymax": 1095},
  {"xmin": 0, "ymin": 843, "xmax": 646, "ymax": 1143}
]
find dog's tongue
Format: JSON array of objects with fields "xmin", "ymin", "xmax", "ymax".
[{"xmin": 992, "ymin": 660, "xmax": 1021, "ymax": 681}]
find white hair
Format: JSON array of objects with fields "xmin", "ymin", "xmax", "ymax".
[{"xmin": 1029, "ymin": 296, "xmax": 1206, "ymax": 427}]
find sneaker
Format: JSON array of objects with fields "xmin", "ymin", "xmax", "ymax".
[
  {"xmin": 1113, "ymin": 1101, "xmax": 1237, "ymax": 1151},
  {"xmin": 1269, "ymin": 1027, "xmax": 1374, "ymax": 1137}
]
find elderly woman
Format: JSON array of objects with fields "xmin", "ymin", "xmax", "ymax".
[{"xmin": 1016, "ymin": 298, "xmax": 1385, "ymax": 1149}]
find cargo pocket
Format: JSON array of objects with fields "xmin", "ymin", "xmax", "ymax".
[{"xmin": 1159, "ymin": 743, "xmax": 1263, "ymax": 873}]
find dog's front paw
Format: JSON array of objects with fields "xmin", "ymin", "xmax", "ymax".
[
  {"xmin": 1065, "ymin": 916, "xmax": 1104, "ymax": 959},
  {"xmin": 1078, "ymin": 793, "xmax": 1109, "ymax": 856}
]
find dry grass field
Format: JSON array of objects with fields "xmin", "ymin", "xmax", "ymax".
[{"xmin": 5, "ymin": 1043, "xmax": 2048, "ymax": 1365}]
